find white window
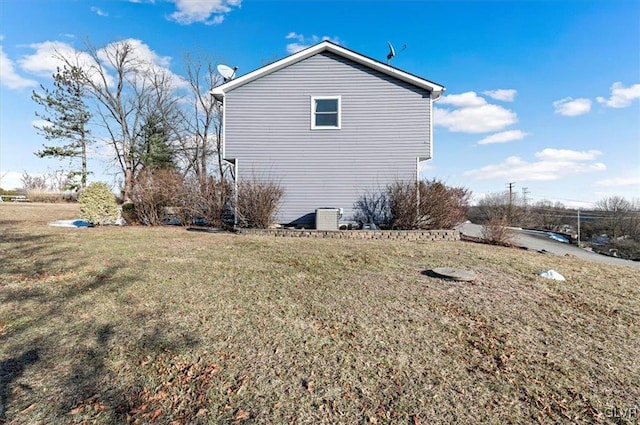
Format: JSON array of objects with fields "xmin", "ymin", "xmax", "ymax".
[{"xmin": 311, "ymin": 96, "xmax": 341, "ymax": 129}]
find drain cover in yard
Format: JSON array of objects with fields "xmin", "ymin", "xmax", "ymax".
[{"xmin": 429, "ymin": 267, "xmax": 477, "ymax": 282}]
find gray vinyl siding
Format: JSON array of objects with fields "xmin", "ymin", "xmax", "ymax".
[{"xmin": 225, "ymin": 52, "xmax": 432, "ymax": 224}]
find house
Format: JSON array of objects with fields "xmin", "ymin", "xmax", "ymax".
[{"xmin": 211, "ymin": 41, "xmax": 445, "ymax": 226}]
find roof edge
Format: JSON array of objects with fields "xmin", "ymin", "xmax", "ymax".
[{"xmin": 211, "ymin": 41, "xmax": 445, "ymax": 100}]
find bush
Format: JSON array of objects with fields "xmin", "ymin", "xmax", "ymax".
[
  {"xmin": 388, "ymin": 180, "xmax": 419, "ymax": 229},
  {"xmin": 352, "ymin": 189, "xmax": 391, "ymax": 228},
  {"xmin": 78, "ymin": 182, "xmax": 118, "ymax": 225},
  {"xmin": 418, "ymin": 179, "xmax": 471, "ymax": 229},
  {"xmin": 121, "ymin": 202, "xmax": 138, "ymax": 225},
  {"xmin": 25, "ymin": 190, "xmax": 77, "ymax": 203},
  {"xmin": 354, "ymin": 179, "xmax": 471, "ymax": 230},
  {"xmin": 130, "ymin": 171, "xmax": 233, "ymax": 227},
  {"xmin": 186, "ymin": 176, "xmax": 233, "ymax": 228},
  {"xmin": 481, "ymin": 219, "xmax": 515, "ymax": 246},
  {"xmin": 236, "ymin": 176, "xmax": 284, "ymax": 228},
  {"xmin": 131, "ymin": 169, "xmax": 185, "ymax": 226}
]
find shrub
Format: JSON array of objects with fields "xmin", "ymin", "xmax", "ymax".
[
  {"xmin": 185, "ymin": 176, "xmax": 233, "ymax": 228},
  {"xmin": 354, "ymin": 179, "xmax": 471, "ymax": 230},
  {"xmin": 418, "ymin": 179, "xmax": 471, "ymax": 229},
  {"xmin": 388, "ymin": 180, "xmax": 419, "ymax": 229},
  {"xmin": 131, "ymin": 169, "xmax": 185, "ymax": 226},
  {"xmin": 481, "ymin": 219, "xmax": 515, "ymax": 246},
  {"xmin": 26, "ymin": 189, "xmax": 69, "ymax": 204},
  {"xmin": 131, "ymin": 171, "xmax": 233, "ymax": 227},
  {"xmin": 352, "ymin": 189, "xmax": 391, "ymax": 228},
  {"xmin": 236, "ymin": 176, "xmax": 284, "ymax": 228},
  {"xmin": 78, "ymin": 182, "xmax": 118, "ymax": 225},
  {"xmin": 121, "ymin": 202, "xmax": 138, "ymax": 225}
]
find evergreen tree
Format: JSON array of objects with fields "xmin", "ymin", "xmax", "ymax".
[
  {"xmin": 137, "ymin": 112, "xmax": 175, "ymax": 171},
  {"xmin": 32, "ymin": 66, "xmax": 92, "ymax": 190}
]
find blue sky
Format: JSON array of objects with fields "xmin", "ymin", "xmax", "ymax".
[{"xmin": 1, "ymin": 0, "xmax": 638, "ymax": 207}]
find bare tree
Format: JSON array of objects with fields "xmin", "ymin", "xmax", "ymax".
[
  {"xmin": 476, "ymin": 192, "xmax": 511, "ymax": 223},
  {"xmin": 57, "ymin": 40, "xmax": 183, "ymax": 201},
  {"xmin": 178, "ymin": 55, "xmax": 226, "ymax": 185},
  {"xmin": 595, "ymin": 196, "xmax": 633, "ymax": 238},
  {"xmin": 530, "ymin": 199, "xmax": 566, "ymax": 231}
]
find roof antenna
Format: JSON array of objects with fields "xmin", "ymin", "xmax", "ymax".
[
  {"xmin": 217, "ymin": 64, "xmax": 238, "ymax": 82},
  {"xmin": 386, "ymin": 41, "xmax": 395, "ymax": 65},
  {"xmin": 386, "ymin": 42, "xmax": 407, "ymax": 65}
]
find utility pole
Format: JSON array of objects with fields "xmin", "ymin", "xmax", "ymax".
[
  {"xmin": 507, "ymin": 182, "xmax": 515, "ymax": 225},
  {"xmin": 577, "ymin": 209, "xmax": 581, "ymax": 248},
  {"xmin": 522, "ymin": 187, "xmax": 529, "ymax": 207}
]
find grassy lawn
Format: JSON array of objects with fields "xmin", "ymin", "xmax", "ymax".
[{"xmin": 1, "ymin": 203, "xmax": 639, "ymax": 424}]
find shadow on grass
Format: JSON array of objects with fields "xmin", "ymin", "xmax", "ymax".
[
  {"xmin": 0, "ymin": 349, "xmax": 39, "ymax": 422},
  {"xmin": 1, "ymin": 257, "xmax": 149, "ymax": 421},
  {"xmin": 0, "ymin": 230, "xmax": 76, "ymax": 282},
  {"xmin": 58, "ymin": 322, "xmax": 203, "ymax": 422},
  {"xmin": 2, "ymin": 258, "xmax": 203, "ymax": 422}
]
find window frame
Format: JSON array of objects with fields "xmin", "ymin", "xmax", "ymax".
[{"xmin": 311, "ymin": 96, "xmax": 342, "ymax": 130}]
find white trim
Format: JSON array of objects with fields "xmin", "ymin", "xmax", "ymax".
[
  {"xmin": 211, "ymin": 41, "xmax": 445, "ymax": 100},
  {"xmin": 221, "ymin": 97, "xmax": 227, "ymax": 160},
  {"xmin": 310, "ymin": 96, "xmax": 341, "ymax": 130},
  {"xmin": 429, "ymin": 95, "xmax": 434, "ymax": 160}
]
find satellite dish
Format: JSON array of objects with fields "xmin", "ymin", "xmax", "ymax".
[
  {"xmin": 217, "ymin": 64, "xmax": 238, "ymax": 82},
  {"xmin": 386, "ymin": 42, "xmax": 407, "ymax": 65},
  {"xmin": 386, "ymin": 41, "xmax": 395, "ymax": 65}
]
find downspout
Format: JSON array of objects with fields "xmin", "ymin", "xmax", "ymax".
[
  {"xmin": 429, "ymin": 95, "xmax": 434, "ymax": 160},
  {"xmin": 416, "ymin": 156, "xmax": 420, "ymax": 225},
  {"xmin": 234, "ymin": 159, "xmax": 239, "ymax": 228}
]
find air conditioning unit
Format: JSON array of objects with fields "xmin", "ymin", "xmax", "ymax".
[{"xmin": 315, "ymin": 208, "xmax": 340, "ymax": 231}]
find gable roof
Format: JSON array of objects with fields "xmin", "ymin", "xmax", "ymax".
[{"xmin": 211, "ymin": 41, "xmax": 445, "ymax": 100}]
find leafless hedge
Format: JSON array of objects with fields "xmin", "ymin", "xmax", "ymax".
[
  {"xmin": 480, "ymin": 219, "xmax": 515, "ymax": 246},
  {"xmin": 131, "ymin": 169, "xmax": 185, "ymax": 226},
  {"xmin": 354, "ymin": 179, "xmax": 471, "ymax": 230},
  {"xmin": 130, "ymin": 170, "xmax": 232, "ymax": 227},
  {"xmin": 235, "ymin": 176, "xmax": 284, "ymax": 228}
]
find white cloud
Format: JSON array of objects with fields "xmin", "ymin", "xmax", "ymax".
[
  {"xmin": 464, "ymin": 149, "xmax": 606, "ymax": 181},
  {"xmin": 434, "ymin": 104, "xmax": 517, "ymax": 134},
  {"xmin": 18, "ymin": 41, "xmax": 92, "ymax": 77},
  {"xmin": 285, "ymin": 33, "xmax": 340, "ymax": 54},
  {"xmin": 18, "ymin": 39, "xmax": 185, "ymax": 90},
  {"xmin": 167, "ymin": 0, "xmax": 241, "ymax": 25},
  {"xmin": 596, "ymin": 175, "xmax": 640, "ymax": 187},
  {"xmin": 434, "ymin": 91, "xmax": 518, "ymax": 134},
  {"xmin": 0, "ymin": 44, "xmax": 37, "ymax": 89},
  {"xmin": 98, "ymin": 38, "xmax": 171, "ymax": 69},
  {"xmin": 534, "ymin": 148, "xmax": 602, "ymax": 162},
  {"xmin": 438, "ymin": 91, "xmax": 487, "ymax": 107},
  {"xmin": 482, "ymin": 89, "xmax": 517, "ymax": 102},
  {"xmin": 97, "ymin": 38, "xmax": 186, "ymax": 89},
  {"xmin": 90, "ymin": 6, "xmax": 108, "ymax": 17},
  {"xmin": 477, "ymin": 130, "xmax": 529, "ymax": 145},
  {"xmin": 0, "ymin": 171, "xmax": 27, "ymax": 191},
  {"xmin": 17, "ymin": 40, "xmax": 117, "ymax": 88},
  {"xmin": 553, "ymin": 97, "xmax": 591, "ymax": 116},
  {"xmin": 596, "ymin": 82, "xmax": 640, "ymax": 108}
]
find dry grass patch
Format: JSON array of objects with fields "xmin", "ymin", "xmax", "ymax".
[{"xmin": 1, "ymin": 203, "xmax": 639, "ymax": 424}]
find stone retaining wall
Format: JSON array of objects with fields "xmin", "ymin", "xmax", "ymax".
[{"xmin": 237, "ymin": 229, "xmax": 459, "ymax": 241}]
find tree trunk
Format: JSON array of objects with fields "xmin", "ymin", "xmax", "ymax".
[
  {"xmin": 81, "ymin": 134, "xmax": 87, "ymax": 189},
  {"xmin": 123, "ymin": 168, "xmax": 134, "ymax": 203}
]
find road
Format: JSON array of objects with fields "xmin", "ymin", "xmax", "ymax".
[{"xmin": 457, "ymin": 223, "xmax": 640, "ymax": 269}]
